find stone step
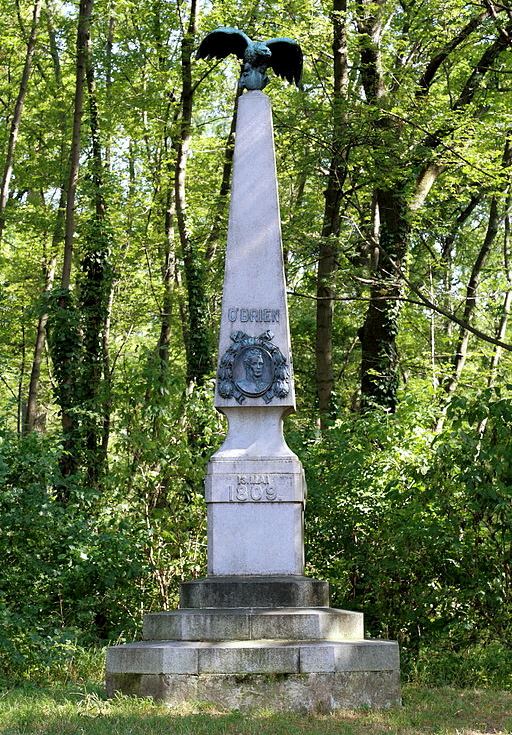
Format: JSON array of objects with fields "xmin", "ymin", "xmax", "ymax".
[
  {"xmin": 106, "ymin": 639, "xmax": 399, "ymax": 676},
  {"xmin": 180, "ymin": 575, "xmax": 329, "ymax": 609},
  {"xmin": 106, "ymin": 669, "xmax": 401, "ymax": 711},
  {"xmin": 143, "ymin": 607, "xmax": 363, "ymax": 642}
]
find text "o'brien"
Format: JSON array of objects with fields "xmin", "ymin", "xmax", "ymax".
[{"xmin": 228, "ymin": 307, "xmax": 280, "ymax": 323}]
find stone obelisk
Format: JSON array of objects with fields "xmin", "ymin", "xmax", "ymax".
[
  {"xmin": 207, "ymin": 90, "xmax": 304, "ymax": 578},
  {"xmin": 105, "ymin": 89, "xmax": 401, "ymax": 712}
]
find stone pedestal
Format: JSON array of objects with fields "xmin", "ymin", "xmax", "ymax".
[
  {"xmin": 105, "ymin": 90, "xmax": 401, "ymax": 711},
  {"xmin": 106, "ymin": 575, "xmax": 400, "ymax": 711}
]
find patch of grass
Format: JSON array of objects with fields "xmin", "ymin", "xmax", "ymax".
[
  {"xmin": 0, "ymin": 684, "xmax": 511, "ymax": 735},
  {"xmin": 409, "ymin": 643, "xmax": 512, "ymax": 689}
]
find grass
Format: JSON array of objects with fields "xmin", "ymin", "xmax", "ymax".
[{"xmin": 0, "ymin": 684, "xmax": 511, "ymax": 735}]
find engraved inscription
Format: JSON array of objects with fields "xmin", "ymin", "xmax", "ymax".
[
  {"xmin": 227, "ymin": 307, "xmax": 280, "ymax": 323},
  {"xmin": 205, "ymin": 472, "xmax": 301, "ymax": 503},
  {"xmin": 228, "ymin": 474, "xmax": 280, "ymax": 502}
]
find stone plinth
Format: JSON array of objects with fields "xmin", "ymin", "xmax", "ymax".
[
  {"xmin": 206, "ymin": 454, "xmax": 305, "ymax": 575},
  {"xmin": 143, "ymin": 607, "xmax": 364, "ymax": 641},
  {"xmin": 106, "ymin": 574, "xmax": 401, "ymax": 710},
  {"xmin": 106, "ymin": 582, "xmax": 401, "ymax": 710},
  {"xmin": 179, "ymin": 575, "xmax": 330, "ymax": 608},
  {"xmin": 106, "ymin": 671, "xmax": 400, "ymax": 713}
]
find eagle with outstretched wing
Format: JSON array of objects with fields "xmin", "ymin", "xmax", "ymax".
[{"xmin": 196, "ymin": 27, "xmax": 303, "ymax": 91}]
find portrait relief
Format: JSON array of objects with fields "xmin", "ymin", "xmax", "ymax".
[
  {"xmin": 217, "ymin": 330, "xmax": 290, "ymax": 404},
  {"xmin": 233, "ymin": 346, "xmax": 274, "ymax": 397}
]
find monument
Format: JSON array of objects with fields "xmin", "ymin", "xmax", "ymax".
[{"xmin": 105, "ymin": 28, "xmax": 401, "ymax": 711}]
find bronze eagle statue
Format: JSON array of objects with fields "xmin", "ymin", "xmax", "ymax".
[{"xmin": 196, "ymin": 27, "xmax": 303, "ymax": 91}]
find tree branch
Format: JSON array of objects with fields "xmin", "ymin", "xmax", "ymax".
[{"xmin": 416, "ymin": 12, "xmax": 486, "ymax": 96}]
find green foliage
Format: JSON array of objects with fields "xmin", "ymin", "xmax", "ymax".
[
  {"xmin": 0, "ymin": 378, "xmax": 212, "ymax": 680},
  {"xmin": 293, "ymin": 385, "xmax": 511, "ymax": 670},
  {"xmin": 411, "ymin": 642, "xmax": 512, "ymax": 688},
  {"xmin": 0, "ymin": 0, "xmax": 512, "ymax": 690}
]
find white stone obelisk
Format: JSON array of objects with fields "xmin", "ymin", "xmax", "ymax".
[
  {"xmin": 106, "ymin": 88, "xmax": 401, "ymax": 711},
  {"xmin": 206, "ymin": 90, "xmax": 305, "ymax": 576}
]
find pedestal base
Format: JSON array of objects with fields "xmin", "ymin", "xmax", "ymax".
[
  {"xmin": 106, "ymin": 576, "xmax": 401, "ymax": 711},
  {"xmin": 106, "ymin": 670, "xmax": 401, "ymax": 712}
]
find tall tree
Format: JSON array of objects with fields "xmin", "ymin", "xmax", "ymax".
[
  {"xmin": 47, "ymin": 0, "xmax": 94, "ymax": 492},
  {"xmin": 0, "ymin": 0, "xmax": 43, "ymax": 240},
  {"xmin": 355, "ymin": 3, "xmax": 511, "ymax": 410},
  {"xmin": 315, "ymin": 0, "xmax": 349, "ymax": 425},
  {"xmin": 175, "ymin": 0, "xmax": 214, "ymax": 386}
]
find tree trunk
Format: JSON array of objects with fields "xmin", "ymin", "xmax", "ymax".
[
  {"xmin": 0, "ymin": 0, "xmax": 42, "ymax": 241},
  {"xmin": 315, "ymin": 0, "xmax": 349, "ymax": 425},
  {"xmin": 443, "ymin": 140, "xmax": 512, "ymax": 401},
  {"xmin": 17, "ymin": 316, "xmax": 26, "ymax": 435},
  {"xmin": 356, "ymin": 6, "xmax": 507, "ymax": 411},
  {"xmin": 356, "ymin": 0, "xmax": 408, "ymax": 411},
  {"xmin": 24, "ymin": 250, "xmax": 57, "ymax": 434},
  {"xmin": 443, "ymin": 197, "xmax": 501, "ymax": 398},
  {"xmin": 478, "ymin": 197, "xmax": 512, "ymax": 436},
  {"xmin": 175, "ymin": 0, "xmax": 213, "ymax": 386},
  {"xmin": 157, "ymin": 136, "xmax": 177, "ymax": 372},
  {"xmin": 79, "ymin": 26, "xmax": 113, "ymax": 485},
  {"xmin": 61, "ymin": 0, "xmax": 93, "ymax": 291},
  {"xmin": 204, "ymin": 88, "xmax": 241, "ymax": 263},
  {"xmin": 24, "ymin": 3, "xmax": 68, "ymax": 436},
  {"xmin": 48, "ymin": 0, "xmax": 94, "ymax": 494},
  {"xmin": 358, "ymin": 185, "xmax": 409, "ymax": 410}
]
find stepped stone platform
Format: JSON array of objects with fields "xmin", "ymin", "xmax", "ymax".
[{"xmin": 106, "ymin": 575, "xmax": 401, "ymax": 711}]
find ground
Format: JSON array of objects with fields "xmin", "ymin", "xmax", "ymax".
[{"xmin": 0, "ymin": 684, "xmax": 511, "ymax": 735}]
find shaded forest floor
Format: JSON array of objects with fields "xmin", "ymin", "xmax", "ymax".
[{"xmin": 0, "ymin": 684, "xmax": 510, "ymax": 735}]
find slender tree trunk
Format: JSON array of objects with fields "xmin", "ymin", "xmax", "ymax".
[
  {"xmin": 0, "ymin": 0, "xmax": 42, "ymax": 241},
  {"xmin": 17, "ymin": 316, "xmax": 26, "ymax": 435},
  {"xmin": 315, "ymin": 0, "xmax": 349, "ymax": 425},
  {"xmin": 175, "ymin": 0, "xmax": 213, "ymax": 386},
  {"xmin": 48, "ymin": 0, "xmax": 94, "ymax": 494},
  {"xmin": 204, "ymin": 88, "xmax": 241, "ymax": 263},
  {"xmin": 79, "ymin": 27, "xmax": 113, "ymax": 485},
  {"xmin": 157, "ymin": 137, "xmax": 177, "ymax": 372},
  {"xmin": 440, "ymin": 195, "xmax": 481, "ymax": 339},
  {"xmin": 24, "ymin": 250, "xmax": 57, "ymax": 433},
  {"xmin": 443, "ymin": 197, "xmax": 501, "ymax": 398},
  {"xmin": 478, "ymin": 199, "xmax": 512, "ymax": 436},
  {"xmin": 104, "ymin": 9, "xmax": 115, "ymax": 168},
  {"xmin": 24, "ymin": 3, "xmax": 67, "ymax": 437},
  {"xmin": 442, "ymin": 140, "xmax": 512, "ymax": 402},
  {"xmin": 62, "ymin": 0, "xmax": 93, "ymax": 291}
]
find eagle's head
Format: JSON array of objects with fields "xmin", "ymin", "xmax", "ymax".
[{"xmin": 245, "ymin": 42, "xmax": 272, "ymax": 65}]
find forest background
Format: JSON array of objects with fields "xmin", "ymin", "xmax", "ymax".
[{"xmin": 0, "ymin": 0, "xmax": 511, "ymax": 687}]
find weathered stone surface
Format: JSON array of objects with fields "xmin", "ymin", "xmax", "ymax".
[
  {"xmin": 205, "ymin": 470, "xmax": 305, "ymax": 503},
  {"xmin": 106, "ymin": 670, "xmax": 401, "ymax": 711},
  {"xmin": 106, "ymin": 639, "xmax": 398, "ymax": 676},
  {"xmin": 143, "ymin": 607, "xmax": 363, "ymax": 642},
  {"xmin": 250, "ymin": 608, "xmax": 363, "ymax": 641},
  {"xmin": 199, "ymin": 641, "xmax": 300, "ymax": 674},
  {"xmin": 299, "ymin": 640, "xmax": 400, "ymax": 673},
  {"xmin": 215, "ymin": 91, "xmax": 295, "ymax": 410},
  {"xmin": 144, "ymin": 610, "xmax": 251, "ymax": 641},
  {"xmin": 208, "ymin": 502, "xmax": 304, "ymax": 575},
  {"xmin": 179, "ymin": 576, "xmax": 330, "ymax": 609},
  {"xmin": 106, "ymin": 641, "xmax": 198, "ymax": 675}
]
